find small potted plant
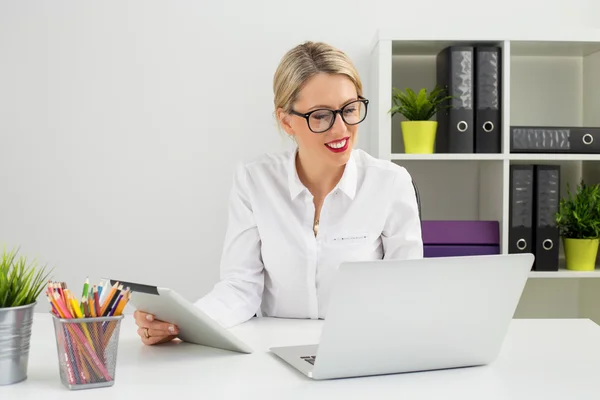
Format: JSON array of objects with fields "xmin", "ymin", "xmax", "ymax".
[
  {"xmin": 555, "ymin": 180, "xmax": 600, "ymax": 271},
  {"xmin": 389, "ymin": 85, "xmax": 452, "ymax": 154},
  {"xmin": 0, "ymin": 246, "xmax": 53, "ymax": 385}
]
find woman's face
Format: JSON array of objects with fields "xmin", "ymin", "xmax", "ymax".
[{"xmin": 280, "ymin": 73, "xmax": 363, "ymax": 169}]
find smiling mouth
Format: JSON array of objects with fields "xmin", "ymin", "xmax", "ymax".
[
  {"xmin": 325, "ymin": 138, "xmax": 348, "ymax": 149},
  {"xmin": 325, "ymin": 137, "xmax": 349, "ymax": 153}
]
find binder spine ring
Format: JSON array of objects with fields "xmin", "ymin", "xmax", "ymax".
[
  {"xmin": 516, "ymin": 238, "xmax": 527, "ymax": 251},
  {"xmin": 457, "ymin": 121, "xmax": 468, "ymax": 132},
  {"xmin": 483, "ymin": 121, "xmax": 494, "ymax": 133},
  {"xmin": 583, "ymin": 133, "xmax": 593, "ymax": 145},
  {"xmin": 542, "ymin": 239, "xmax": 554, "ymax": 250}
]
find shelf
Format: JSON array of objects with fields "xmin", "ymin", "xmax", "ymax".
[
  {"xmin": 508, "ymin": 154, "xmax": 600, "ymax": 161},
  {"xmin": 372, "ymin": 28, "xmax": 600, "ymax": 56},
  {"xmin": 390, "ymin": 153, "xmax": 600, "ymax": 161},
  {"xmin": 529, "ymin": 268, "xmax": 600, "ymax": 279},
  {"xmin": 391, "ymin": 154, "xmax": 504, "ymax": 161},
  {"xmin": 527, "ymin": 258, "xmax": 600, "ymax": 278},
  {"xmin": 390, "ymin": 40, "xmax": 503, "ymax": 57},
  {"xmin": 388, "ymin": 40, "xmax": 600, "ymax": 58},
  {"xmin": 511, "ymin": 41, "xmax": 600, "ymax": 57}
]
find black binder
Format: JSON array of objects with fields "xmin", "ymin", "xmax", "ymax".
[
  {"xmin": 532, "ymin": 165, "xmax": 560, "ymax": 271},
  {"xmin": 510, "ymin": 126, "xmax": 600, "ymax": 153},
  {"xmin": 436, "ymin": 46, "xmax": 474, "ymax": 153},
  {"xmin": 509, "ymin": 165, "xmax": 534, "ymax": 256},
  {"xmin": 475, "ymin": 46, "xmax": 501, "ymax": 153}
]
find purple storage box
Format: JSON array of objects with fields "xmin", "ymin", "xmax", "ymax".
[{"xmin": 422, "ymin": 220, "xmax": 500, "ymax": 258}]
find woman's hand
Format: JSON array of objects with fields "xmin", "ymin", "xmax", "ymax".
[{"xmin": 134, "ymin": 310, "xmax": 179, "ymax": 345}]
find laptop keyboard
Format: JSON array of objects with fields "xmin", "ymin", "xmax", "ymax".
[{"xmin": 301, "ymin": 355, "xmax": 316, "ymax": 365}]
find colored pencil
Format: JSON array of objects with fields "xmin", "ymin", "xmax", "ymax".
[
  {"xmin": 80, "ymin": 277, "xmax": 89, "ymax": 314},
  {"xmin": 93, "ymin": 286, "xmax": 101, "ymax": 317}
]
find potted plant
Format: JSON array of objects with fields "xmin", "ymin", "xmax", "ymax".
[
  {"xmin": 0, "ymin": 246, "xmax": 53, "ymax": 385},
  {"xmin": 389, "ymin": 85, "xmax": 452, "ymax": 154},
  {"xmin": 555, "ymin": 180, "xmax": 600, "ymax": 271}
]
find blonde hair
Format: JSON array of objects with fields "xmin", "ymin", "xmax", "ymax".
[{"xmin": 273, "ymin": 41, "xmax": 363, "ymax": 117}]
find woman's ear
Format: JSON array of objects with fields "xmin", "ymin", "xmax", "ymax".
[{"xmin": 277, "ymin": 108, "xmax": 294, "ymax": 137}]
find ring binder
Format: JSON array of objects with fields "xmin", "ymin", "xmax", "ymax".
[
  {"xmin": 436, "ymin": 46, "xmax": 475, "ymax": 153},
  {"xmin": 475, "ymin": 46, "xmax": 502, "ymax": 153},
  {"xmin": 509, "ymin": 165, "xmax": 534, "ymax": 256},
  {"xmin": 533, "ymin": 165, "xmax": 560, "ymax": 271},
  {"xmin": 510, "ymin": 126, "xmax": 600, "ymax": 153}
]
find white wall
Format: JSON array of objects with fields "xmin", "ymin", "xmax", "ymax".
[{"xmin": 1, "ymin": 0, "xmax": 598, "ymax": 310}]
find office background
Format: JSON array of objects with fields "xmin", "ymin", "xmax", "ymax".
[{"xmin": 1, "ymin": 1, "xmax": 599, "ymax": 314}]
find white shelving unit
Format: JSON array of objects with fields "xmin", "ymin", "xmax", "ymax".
[{"xmin": 368, "ymin": 28, "xmax": 600, "ymax": 323}]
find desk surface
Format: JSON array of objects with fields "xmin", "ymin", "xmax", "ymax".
[{"xmin": 2, "ymin": 314, "xmax": 600, "ymax": 399}]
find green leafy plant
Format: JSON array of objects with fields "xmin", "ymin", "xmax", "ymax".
[
  {"xmin": 389, "ymin": 85, "xmax": 452, "ymax": 121},
  {"xmin": 0, "ymin": 246, "xmax": 53, "ymax": 308},
  {"xmin": 555, "ymin": 180, "xmax": 600, "ymax": 239}
]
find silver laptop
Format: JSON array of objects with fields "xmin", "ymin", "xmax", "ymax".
[{"xmin": 270, "ymin": 253, "xmax": 534, "ymax": 380}]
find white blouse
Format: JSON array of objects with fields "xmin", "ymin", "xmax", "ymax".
[{"xmin": 194, "ymin": 148, "xmax": 423, "ymax": 328}]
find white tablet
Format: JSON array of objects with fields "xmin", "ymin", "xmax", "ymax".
[{"xmin": 109, "ymin": 279, "xmax": 253, "ymax": 354}]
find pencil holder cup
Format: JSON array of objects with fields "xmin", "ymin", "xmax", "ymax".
[{"xmin": 51, "ymin": 314, "xmax": 124, "ymax": 390}]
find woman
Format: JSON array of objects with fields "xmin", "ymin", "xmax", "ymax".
[{"xmin": 134, "ymin": 41, "xmax": 423, "ymax": 345}]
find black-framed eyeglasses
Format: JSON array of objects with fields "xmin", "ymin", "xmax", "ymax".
[{"xmin": 289, "ymin": 96, "xmax": 369, "ymax": 134}]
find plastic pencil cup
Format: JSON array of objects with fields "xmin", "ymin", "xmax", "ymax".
[{"xmin": 51, "ymin": 313, "xmax": 124, "ymax": 390}]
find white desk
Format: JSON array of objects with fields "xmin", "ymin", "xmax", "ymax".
[{"xmin": 2, "ymin": 314, "xmax": 600, "ymax": 399}]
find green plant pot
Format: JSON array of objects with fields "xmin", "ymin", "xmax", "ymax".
[
  {"xmin": 563, "ymin": 237, "xmax": 600, "ymax": 271},
  {"xmin": 0, "ymin": 302, "xmax": 36, "ymax": 385},
  {"xmin": 401, "ymin": 121, "xmax": 437, "ymax": 154}
]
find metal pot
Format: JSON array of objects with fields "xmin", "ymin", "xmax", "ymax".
[{"xmin": 0, "ymin": 302, "xmax": 36, "ymax": 385}]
